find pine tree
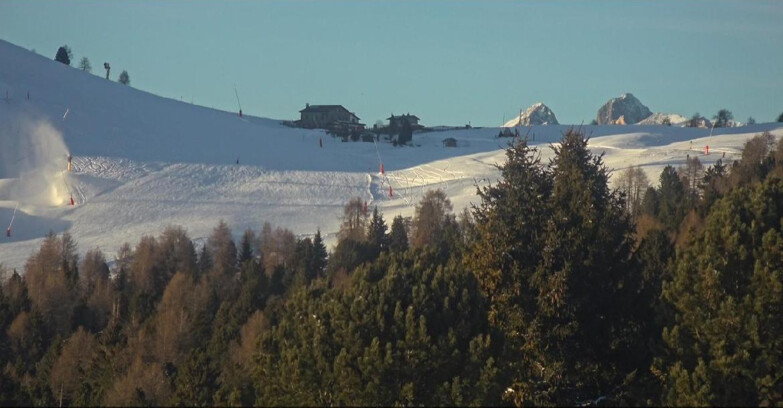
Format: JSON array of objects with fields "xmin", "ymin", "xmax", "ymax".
[
  {"xmin": 311, "ymin": 229, "xmax": 328, "ymax": 278},
  {"xmin": 526, "ymin": 128, "xmax": 641, "ymax": 405},
  {"xmin": 471, "ymin": 129, "xmax": 647, "ymax": 405},
  {"xmin": 238, "ymin": 229, "xmax": 255, "ymax": 265},
  {"xmin": 657, "ymin": 165, "xmax": 687, "ymax": 231},
  {"xmin": 173, "ymin": 348, "xmax": 217, "ymax": 406},
  {"xmin": 661, "ymin": 177, "xmax": 783, "ymax": 406},
  {"xmin": 389, "ymin": 215, "xmax": 409, "ymax": 254},
  {"xmin": 713, "ymin": 108, "xmax": 734, "ymax": 128},
  {"xmin": 54, "ymin": 46, "xmax": 71, "ymax": 65},
  {"xmin": 466, "ymin": 135, "xmax": 551, "ymax": 404},
  {"xmin": 366, "ymin": 207, "xmax": 389, "ymax": 258}
]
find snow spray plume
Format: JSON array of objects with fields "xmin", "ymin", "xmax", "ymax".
[{"xmin": 0, "ymin": 116, "xmax": 69, "ymax": 206}]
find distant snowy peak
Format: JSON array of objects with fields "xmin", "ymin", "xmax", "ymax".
[
  {"xmin": 504, "ymin": 102, "xmax": 559, "ymax": 127},
  {"xmin": 637, "ymin": 112, "xmax": 689, "ymax": 126},
  {"xmin": 596, "ymin": 93, "xmax": 652, "ymax": 125}
]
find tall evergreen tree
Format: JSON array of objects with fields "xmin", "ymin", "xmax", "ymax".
[
  {"xmin": 466, "ymin": 136, "xmax": 551, "ymax": 404},
  {"xmin": 657, "ymin": 165, "xmax": 687, "ymax": 231},
  {"xmin": 238, "ymin": 228, "xmax": 256, "ymax": 265},
  {"xmin": 311, "ymin": 229, "xmax": 328, "ymax": 278},
  {"xmin": 661, "ymin": 177, "xmax": 783, "ymax": 406},
  {"xmin": 389, "ymin": 215, "xmax": 409, "ymax": 254},
  {"xmin": 366, "ymin": 207, "xmax": 389, "ymax": 259},
  {"xmin": 525, "ymin": 128, "xmax": 643, "ymax": 405}
]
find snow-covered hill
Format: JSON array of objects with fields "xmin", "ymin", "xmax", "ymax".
[{"xmin": 1, "ymin": 39, "xmax": 782, "ymax": 270}]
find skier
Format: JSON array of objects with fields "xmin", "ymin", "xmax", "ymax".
[{"xmin": 6, "ymin": 227, "xmax": 10, "ymax": 237}]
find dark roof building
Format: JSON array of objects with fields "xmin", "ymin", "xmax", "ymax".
[
  {"xmin": 298, "ymin": 104, "xmax": 361, "ymax": 129},
  {"xmin": 387, "ymin": 113, "xmax": 421, "ymax": 129}
]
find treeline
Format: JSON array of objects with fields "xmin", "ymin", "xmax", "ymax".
[{"xmin": 1, "ymin": 128, "xmax": 782, "ymax": 406}]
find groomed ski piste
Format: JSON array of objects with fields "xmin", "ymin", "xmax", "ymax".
[{"xmin": 1, "ymin": 39, "xmax": 782, "ymax": 271}]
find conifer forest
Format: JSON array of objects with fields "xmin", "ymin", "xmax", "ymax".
[{"xmin": 1, "ymin": 128, "xmax": 782, "ymax": 406}]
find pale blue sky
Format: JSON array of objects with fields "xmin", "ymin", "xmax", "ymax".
[{"xmin": 2, "ymin": 1, "xmax": 781, "ymax": 126}]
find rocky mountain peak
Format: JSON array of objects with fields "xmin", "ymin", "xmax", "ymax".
[
  {"xmin": 596, "ymin": 93, "xmax": 652, "ymax": 125},
  {"xmin": 504, "ymin": 102, "xmax": 559, "ymax": 127}
]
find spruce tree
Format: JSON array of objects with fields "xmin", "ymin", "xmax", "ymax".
[
  {"xmin": 389, "ymin": 215, "xmax": 409, "ymax": 254},
  {"xmin": 657, "ymin": 165, "xmax": 687, "ymax": 231},
  {"xmin": 470, "ymin": 129, "xmax": 647, "ymax": 405},
  {"xmin": 311, "ymin": 229, "xmax": 328, "ymax": 278},
  {"xmin": 238, "ymin": 229, "xmax": 255, "ymax": 265},
  {"xmin": 466, "ymin": 135, "xmax": 551, "ymax": 404},
  {"xmin": 54, "ymin": 46, "xmax": 71, "ymax": 65},
  {"xmin": 173, "ymin": 348, "xmax": 217, "ymax": 406},
  {"xmin": 661, "ymin": 177, "xmax": 783, "ymax": 406},
  {"xmin": 366, "ymin": 207, "xmax": 389, "ymax": 259},
  {"xmin": 526, "ymin": 128, "xmax": 641, "ymax": 405}
]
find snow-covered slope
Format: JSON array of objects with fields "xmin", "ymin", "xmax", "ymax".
[{"xmin": 1, "ymin": 39, "xmax": 782, "ymax": 270}]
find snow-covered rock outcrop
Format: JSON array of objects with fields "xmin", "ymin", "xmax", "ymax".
[
  {"xmin": 596, "ymin": 93, "xmax": 652, "ymax": 125},
  {"xmin": 503, "ymin": 102, "xmax": 559, "ymax": 127},
  {"xmin": 637, "ymin": 113, "xmax": 688, "ymax": 126}
]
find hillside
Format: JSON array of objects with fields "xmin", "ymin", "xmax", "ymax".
[{"xmin": 1, "ymin": 39, "xmax": 782, "ymax": 270}]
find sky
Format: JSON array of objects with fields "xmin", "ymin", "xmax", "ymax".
[{"xmin": 1, "ymin": 0, "xmax": 781, "ymax": 126}]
